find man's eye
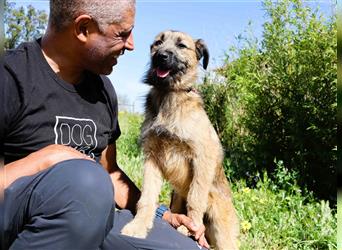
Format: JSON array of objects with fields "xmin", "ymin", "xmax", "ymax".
[
  {"xmin": 154, "ymin": 40, "xmax": 163, "ymax": 46},
  {"xmin": 120, "ymin": 30, "xmax": 132, "ymax": 39},
  {"xmin": 177, "ymin": 43, "xmax": 187, "ymax": 49}
]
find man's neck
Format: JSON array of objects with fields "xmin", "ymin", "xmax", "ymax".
[{"xmin": 41, "ymin": 28, "xmax": 85, "ymax": 85}]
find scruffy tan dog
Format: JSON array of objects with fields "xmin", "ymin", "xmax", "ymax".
[{"xmin": 121, "ymin": 30, "xmax": 239, "ymax": 249}]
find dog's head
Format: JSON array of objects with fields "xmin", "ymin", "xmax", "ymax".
[{"xmin": 145, "ymin": 30, "xmax": 209, "ymax": 90}]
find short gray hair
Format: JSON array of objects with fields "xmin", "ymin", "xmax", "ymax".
[{"xmin": 49, "ymin": 0, "xmax": 135, "ymax": 32}]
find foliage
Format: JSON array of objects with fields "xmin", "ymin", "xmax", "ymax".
[
  {"xmin": 337, "ymin": 4, "xmax": 342, "ymax": 188},
  {"xmin": 338, "ymin": 193, "xmax": 342, "ymax": 250},
  {"xmin": 116, "ymin": 112, "xmax": 143, "ymax": 159},
  {"xmin": 235, "ymin": 175, "xmax": 336, "ymax": 250},
  {"xmin": 199, "ymin": 0, "xmax": 337, "ymax": 202},
  {"xmin": 4, "ymin": 0, "xmax": 48, "ymax": 49},
  {"xmin": 116, "ymin": 112, "xmax": 336, "ymax": 249}
]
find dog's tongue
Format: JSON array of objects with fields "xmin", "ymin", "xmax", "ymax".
[{"xmin": 156, "ymin": 68, "xmax": 170, "ymax": 78}]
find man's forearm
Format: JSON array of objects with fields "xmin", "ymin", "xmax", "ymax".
[
  {"xmin": 99, "ymin": 143, "xmax": 141, "ymax": 213},
  {"xmin": 2, "ymin": 153, "xmax": 43, "ymax": 189},
  {"xmin": 2, "ymin": 145, "xmax": 94, "ymax": 190},
  {"xmin": 110, "ymin": 168, "xmax": 141, "ymax": 213}
]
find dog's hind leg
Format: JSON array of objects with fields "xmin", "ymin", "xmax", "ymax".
[
  {"xmin": 206, "ymin": 194, "xmax": 240, "ymax": 250},
  {"xmin": 121, "ymin": 157, "xmax": 163, "ymax": 238},
  {"xmin": 170, "ymin": 191, "xmax": 186, "ymax": 214}
]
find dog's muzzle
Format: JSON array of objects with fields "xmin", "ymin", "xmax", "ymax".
[
  {"xmin": 152, "ymin": 51, "xmax": 175, "ymax": 78},
  {"xmin": 154, "ymin": 51, "xmax": 173, "ymax": 66}
]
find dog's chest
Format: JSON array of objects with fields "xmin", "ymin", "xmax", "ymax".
[
  {"xmin": 152, "ymin": 92, "xmax": 197, "ymax": 135},
  {"xmin": 158, "ymin": 139, "xmax": 194, "ymax": 194},
  {"xmin": 142, "ymin": 91, "xmax": 202, "ymax": 192},
  {"xmin": 142, "ymin": 123, "xmax": 194, "ymax": 194}
]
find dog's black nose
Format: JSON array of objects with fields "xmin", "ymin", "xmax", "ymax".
[
  {"xmin": 153, "ymin": 50, "xmax": 174, "ymax": 69},
  {"xmin": 160, "ymin": 53, "xmax": 168, "ymax": 61},
  {"xmin": 157, "ymin": 51, "xmax": 172, "ymax": 62}
]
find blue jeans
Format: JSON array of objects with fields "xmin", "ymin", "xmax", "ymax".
[{"xmin": 1, "ymin": 159, "xmax": 203, "ymax": 250}]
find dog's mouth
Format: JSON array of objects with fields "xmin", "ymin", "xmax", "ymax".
[
  {"xmin": 155, "ymin": 67, "xmax": 171, "ymax": 78},
  {"xmin": 152, "ymin": 51, "xmax": 178, "ymax": 79},
  {"xmin": 147, "ymin": 51, "xmax": 189, "ymax": 88}
]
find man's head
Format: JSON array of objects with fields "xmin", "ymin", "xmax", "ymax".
[
  {"xmin": 47, "ymin": 0, "xmax": 135, "ymax": 75},
  {"xmin": 49, "ymin": 0, "xmax": 135, "ymax": 33}
]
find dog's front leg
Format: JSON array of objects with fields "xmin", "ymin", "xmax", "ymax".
[
  {"xmin": 121, "ymin": 158, "xmax": 163, "ymax": 238},
  {"xmin": 186, "ymin": 155, "xmax": 216, "ymax": 231}
]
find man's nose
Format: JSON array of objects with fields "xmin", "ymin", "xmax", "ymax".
[{"xmin": 124, "ymin": 32, "xmax": 134, "ymax": 51}]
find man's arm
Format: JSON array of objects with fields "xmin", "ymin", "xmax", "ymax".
[
  {"xmin": 1, "ymin": 144, "xmax": 94, "ymax": 189},
  {"xmin": 100, "ymin": 143, "xmax": 141, "ymax": 212}
]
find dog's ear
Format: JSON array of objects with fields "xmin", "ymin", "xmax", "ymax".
[{"xmin": 195, "ymin": 39, "xmax": 209, "ymax": 70}]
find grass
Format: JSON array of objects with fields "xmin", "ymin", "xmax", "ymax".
[
  {"xmin": 338, "ymin": 192, "xmax": 342, "ymax": 250},
  {"xmin": 234, "ymin": 179, "xmax": 336, "ymax": 249},
  {"xmin": 116, "ymin": 111, "xmax": 337, "ymax": 249}
]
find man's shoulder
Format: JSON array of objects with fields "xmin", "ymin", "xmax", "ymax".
[
  {"xmin": 4, "ymin": 40, "xmax": 46, "ymax": 105},
  {"xmin": 4, "ymin": 41, "xmax": 38, "ymax": 72},
  {"xmin": 5, "ymin": 41, "xmax": 35, "ymax": 61}
]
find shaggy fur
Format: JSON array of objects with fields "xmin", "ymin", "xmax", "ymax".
[{"xmin": 121, "ymin": 30, "xmax": 239, "ymax": 250}]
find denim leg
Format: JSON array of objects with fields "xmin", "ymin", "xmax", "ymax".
[
  {"xmin": 3, "ymin": 159, "xmax": 114, "ymax": 250},
  {"xmin": 102, "ymin": 210, "xmax": 205, "ymax": 250}
]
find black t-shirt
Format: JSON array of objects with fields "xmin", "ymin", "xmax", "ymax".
[{"xmin": 1, "ymin": 39, "xmax": 121, "ymax": 164}]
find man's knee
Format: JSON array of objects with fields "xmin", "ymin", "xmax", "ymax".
[
  {"xmin": 4, "ymin": 159, "xmax": 115, "ymax": 248},
  {"xmin": 51, "ymin": 159, "xmax": 114, "ymax": 203},
  {"xmin": 31, "ymin": 159, "xmax": 114, "ymax": 235}
]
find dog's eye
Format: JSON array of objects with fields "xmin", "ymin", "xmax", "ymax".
[
  {"xmin": 154, "ymin": 40, "xmax": 163, "ymax": 46},
  {"xmin": 177, "ymin": 43, "xmax": 187, "ymax": 49}
]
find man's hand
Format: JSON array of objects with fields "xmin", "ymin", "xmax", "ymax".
[
  {"xmin": 163, "ymin": 211, "xmax": 210, "ymax": 249},
  {"xmin": 3, "ymin": 144, "xmax": 94, "ymax": 189}
]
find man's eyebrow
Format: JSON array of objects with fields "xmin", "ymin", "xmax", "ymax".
[
  {"xmin": 124, "ymin": 25, "xmax": 134, "ymax": 33},
  {"xmin": 119, "ymin": 26, "xmax": 134, "ymax": 37}
]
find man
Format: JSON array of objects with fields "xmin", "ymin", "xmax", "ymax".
[{"xmin": 1, "ymin": 0, "xmax": 209, "ymax": 249}]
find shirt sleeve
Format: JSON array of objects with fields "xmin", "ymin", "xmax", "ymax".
[
  {"xmin": 109, "ymin": 120, "xmax": 121, "ymax": 144},
  {"xmin": 1, "ymin": 63, "xmax": 23, "ymax": 143}
]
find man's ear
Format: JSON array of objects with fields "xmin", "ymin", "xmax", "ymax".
[
  {"xmin": 74, "ymin": 14, "xmax": 93, "ymax": 43},
  {"xmin": 195, "ymin": 39, "xmax": 209, "ymax": 70}
]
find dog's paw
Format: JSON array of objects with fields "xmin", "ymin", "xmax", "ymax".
[
  {"xmin": 177, "ymin": 225, "xmax": 190, "ymax": 236},
  {"xmin": 121, "ymin": 220, "xmax": 149, "ymax": 238}
]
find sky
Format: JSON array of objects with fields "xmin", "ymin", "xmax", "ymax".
[{"xmin": 9, "ymin": 0, "xmax": 334, "ymax": 113}]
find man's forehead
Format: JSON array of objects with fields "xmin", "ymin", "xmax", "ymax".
[
  {"xmin": 111, "ymin": 10, "xmax": 135, "ymax": 31},
  {"xmin": 111, "ymin": 7, "xmax": 135, "ymax": 26}
]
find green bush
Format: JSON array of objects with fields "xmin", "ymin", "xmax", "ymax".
[
  {"xmin": 200, "ymin": 0, "xmax": 336, "ymax": 203},
  {"xmin": 116, "ymin": 112, "xmax": 143, "ymax": 158}
]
